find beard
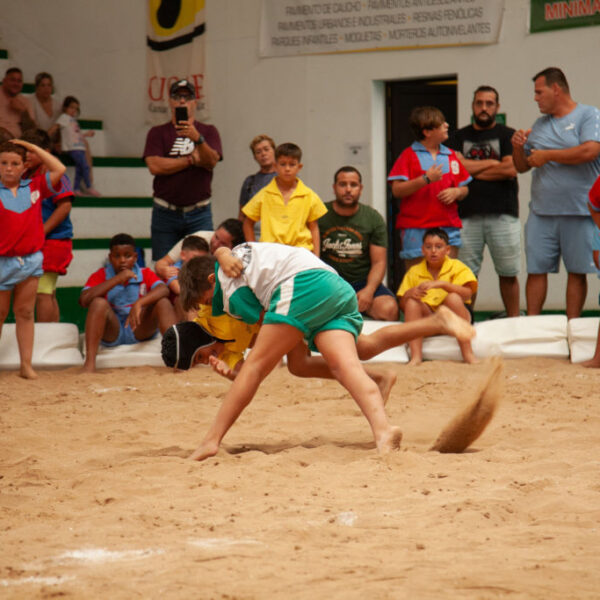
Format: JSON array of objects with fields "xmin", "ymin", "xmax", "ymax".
[{"xmin": 473, "ymin": 111, "xmax": 495, "ymax": 128}]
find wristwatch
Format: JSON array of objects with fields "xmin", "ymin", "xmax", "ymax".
[
  {"xmin": 422, "ymin": 174, "xmax": 431, "ymax": 184},
  {"xmin": 196, "ymin": 134, "xmax": 205, "ymax": 145}
]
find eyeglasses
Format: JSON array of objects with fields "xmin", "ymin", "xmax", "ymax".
[{"xmin": 171, "ymin": 93, "xmax": 193, "ymax": 101}]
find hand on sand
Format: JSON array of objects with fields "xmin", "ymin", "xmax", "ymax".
[{"xmin": 208, "ymin": 356, "xmax": 236, "ymax": 381}]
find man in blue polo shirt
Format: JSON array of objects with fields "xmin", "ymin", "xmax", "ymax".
[{"xmin": 512, "ymin": 67, "xmax": 600, "ymax": 318}]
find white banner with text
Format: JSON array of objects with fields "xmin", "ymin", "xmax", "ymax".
[{"xmin": 260, "ymin": 0, "xmax": 505, "ymax": 57}]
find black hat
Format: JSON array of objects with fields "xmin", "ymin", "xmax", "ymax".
[
  {"xmin": 161, "ymin": 322, "xmax": 229, "ymax": 370},
  {"xmin": 169, "ymin": 79, "xmax": 195, "ymax": 98}
]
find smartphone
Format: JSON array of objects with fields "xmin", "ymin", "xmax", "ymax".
[{"xmin": 175, "ymin": 106, "xmax": 188, "ymax": 124}]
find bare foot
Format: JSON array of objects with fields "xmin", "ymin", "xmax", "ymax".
[
  {"xmin": 462, "ymin": 354, "xmax": 480, "ymax": 365},
  {"xmin": 19, "ymin": 364, "xmax": 37, "ymax": 379},
  {"xmin": 407, "ymin": 357, "xmax": 422, "ymax": 366},
  {"xmin": 371, "ymin": 369, "xmax": 397, "ymax": 406},
  {"xmin": 80, "ymin": 362, "xmax": 96, "ymax": 374},
  {"xmin": 435, "ymin": 305, "xmax": 475, "ymax": 342},
  {"xmin": 582, "ymin": 359, "xmax": 600, "ymax": 368},
  {"xmin": 208, "ymin": 356, "xmax": 236, "ymax": 381},
  {"xmin": 189, "ymin": 441, "xmax": 219, "ymax": 461},
  {"xmin": 376, "ymin": 426, "xmax": 402, "ymax": 454}
]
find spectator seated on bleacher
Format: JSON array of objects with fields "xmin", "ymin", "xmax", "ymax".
[
  {"xmin": 79, "ymin": 233, "xmax": 176, "ymax": 373},
  {"xmin": 154, "ymin": 217, "xmax": 244, "ymax": 281},
  {"xmin": 162, "ymin": 235, "xmax": 210, "ymax": 320}
]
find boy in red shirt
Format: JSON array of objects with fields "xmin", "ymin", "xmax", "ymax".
[
  {"xmin": 388, "ymin": 106, "xmax": 472, "ymax": 272},
  {"xmin": 0, "ymin": 139, "xmax": 66, "ymax": 378}
]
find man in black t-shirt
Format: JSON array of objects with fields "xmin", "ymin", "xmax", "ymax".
[{"xmin": 448, "ymin": 85, "xmax": 521, "ymax": 316}]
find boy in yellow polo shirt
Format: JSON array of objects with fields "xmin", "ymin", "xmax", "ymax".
[
  {"xmin": 398, "ymin": 227, "xmax": 477, "ymax": 365},
  {"xmin": 241, "ymin": 143, "xmax": 327, "ymax": 254}
]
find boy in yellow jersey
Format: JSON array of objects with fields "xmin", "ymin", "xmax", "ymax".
[
  {"xmin": 398, "ymin": 227, "xmax": 478, "ymax": 365},
  {"xmin": 241, "ymin": 143, "xmax": 327, "ymax": 254}
]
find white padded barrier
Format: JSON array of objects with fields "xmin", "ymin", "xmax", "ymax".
[
  {"xmin": 0, "ymin": 315, "xmax": 582, "ymax": 371},
  {"xmin": 567, "ymin": 317, "xmax": 599, "ymax": 363},
  {"xmin": 422, "ymin": 315, "xmax": 569, "ymax": 361},
  {"xmin": 84, "ymin": 334, "xmax": 165, "ymax": 369},
  {"xmin": 0, "ymin": 323, "xmax": 83, "ymax": 369},
  {"xmin": 473, "ymin": 315, "xmax": 569, "ymax": 359}
]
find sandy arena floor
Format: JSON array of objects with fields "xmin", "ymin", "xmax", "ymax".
[{"xmin": 0, "ymin": 357, "xmax": 598, "ymax": 599}]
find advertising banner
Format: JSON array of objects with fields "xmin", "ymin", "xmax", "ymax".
[
  {"xmin": 260, "ymin": 0, "xmax": 505, "ymax": 57},
  {"xmin": 530, "ymin": 0, "xmax": 600, "ymax": 33}
]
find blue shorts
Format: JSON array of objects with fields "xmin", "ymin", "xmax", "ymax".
[
  {"xmin": 0, "ymin": 252, "xmax": 43, "ymax": 291},
  {"xmin": 525, "ymin": 213, "xmax": 596, "ymax": 274},
  {"xmin": 350, "ymin": 280, "xmax": 396, "ymax": 298},
  {"xmin": 263, "ymin": 269, "xmax": 363, "ymax": 352},
  {"xmin": 400, "ymin": 227, "xmax": 461, "ymax": 260},
  {"xmin": 459, "ymin": 214, "xmax": 521, "ymax": 277},
  {"xmin": 100, "ymin": 318, "xmax": 159, "ymax": 347}
]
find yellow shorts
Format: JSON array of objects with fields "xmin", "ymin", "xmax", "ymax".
[{"xmin": 37, "ymin": 272, "xmax": 59, "ymax": 294}]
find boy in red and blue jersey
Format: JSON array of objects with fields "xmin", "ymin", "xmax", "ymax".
[
  {"xmin": 388, "ymin": 106, "xmax": 472, "ymax": 272},
  {"xmin": 22, "ymin": 129, "xmax": 74, "ymax": 322},
  {"xmin": 0, "ymin": 139, "xmax": 67, "ymax": 378},
  {"xmin": 80, "ymin": 233, "xmax": 176, "ymax": 372}
]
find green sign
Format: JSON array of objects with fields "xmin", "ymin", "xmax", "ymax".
[{"xmin": 530, "ymin": 0, "xmax": 600, "ymax": 33}]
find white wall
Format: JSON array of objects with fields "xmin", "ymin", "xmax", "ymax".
[{"xmin": 1, "ymin": 0, "xmax": 599, "ymax": 311}]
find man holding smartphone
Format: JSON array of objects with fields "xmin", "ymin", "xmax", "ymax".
[{"xmin": 143, "ymin": 79, "xmax": 223, "ymax": 261}]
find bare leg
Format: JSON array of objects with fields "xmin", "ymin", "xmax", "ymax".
[
  {"xmin": 0, "ymin": 289, "xmax": 11, "ymax": 340},
  {"xmin": 36, "ymin": 292, "xmax": 60, "ymax": 322},
  {"xmin": 499, "ymin": 275, "xmax": 520, "ymax": 317},
  {"xmin": 566, "ymin": 272, "xmax": 587, "ymax": 319},
  {"xmin": 13, "ymin": 277, "xmax": 40, "ymax": 379},
  {"xmin": 314, "ymin": 329, "xmax": 401, "ymax": 454},
  {"xmin": 397, "ymin": 297, "xmax": 431, "ymax": 366},
  {"xmin": 285, "ymin": 341, "xmax": 397, "ymax": 405},
  {"xmin": 582, "ymin": 321, "xmax": 600, "ymax": 368},
  {"xmin": 190, "ymin": 324, "xmax": 304, "ymax": 461},
  {"xmin": 356, "ymin": 304, "xmax": 475, "ymax": 361},
  {"xmin": 82, "ymin": 297, "xmax": 120, "ymax": 373},
  {"xmin": 442, "ymin": 293, "xmax": 478, "ymax": 364},
  {"xmin": 133, "ymin": 297, "xmax": 177, "ymax": 341},
  {"xmin": 526, "ymin": 273, "xmax": 547, "ymax": 315},
  {"xmin": 366, "ymin": 294, "xmax": 399, "ymax": 321}
]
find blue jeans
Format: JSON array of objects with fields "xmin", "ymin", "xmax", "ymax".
[
  {"xmin": 151, "ymin": 204, "xmax": 214, "ymax": 261},
  {"xmin": 69, "ymin": 149, "xmax": 91, "ymax": 190}
]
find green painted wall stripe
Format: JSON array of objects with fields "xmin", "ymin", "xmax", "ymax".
[
  {"xmin": 73, "ymin": 197, "xmax": 153, "ymax": 208},
  {"xmin": 22, "ymin": 82, "xmax": 34, "ymax": 94},
  {"xmin": 73, "ymin": 238, "xmax": 152, "ymax": 250},
  {"xmin": 0, "ymin": 49, "xmax": 8, "ymax": 59},
  {"xmin": 78, "ymin": 119, "xmax": 103, "ymax": 130},
  {"xmin": 93, "ymin": 156, "xmax": 146, "ymax": 167},
  {"xmin": 60, "ymin": 155, "xmax": 146, "ymax": 168}
]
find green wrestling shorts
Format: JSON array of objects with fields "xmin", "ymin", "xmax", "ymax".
[{"xmin": 263, "ymin": 269, "xmax": 363, "ymax": 351}]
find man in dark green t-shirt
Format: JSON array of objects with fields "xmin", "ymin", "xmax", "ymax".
[{"xmin": 318, "ymin": 166, "xmax": 398, "ymax": 321}]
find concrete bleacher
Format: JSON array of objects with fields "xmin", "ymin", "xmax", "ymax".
[{"xmin": 0, "ymin": 316, "xmax": 598, "ymax": 371}]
